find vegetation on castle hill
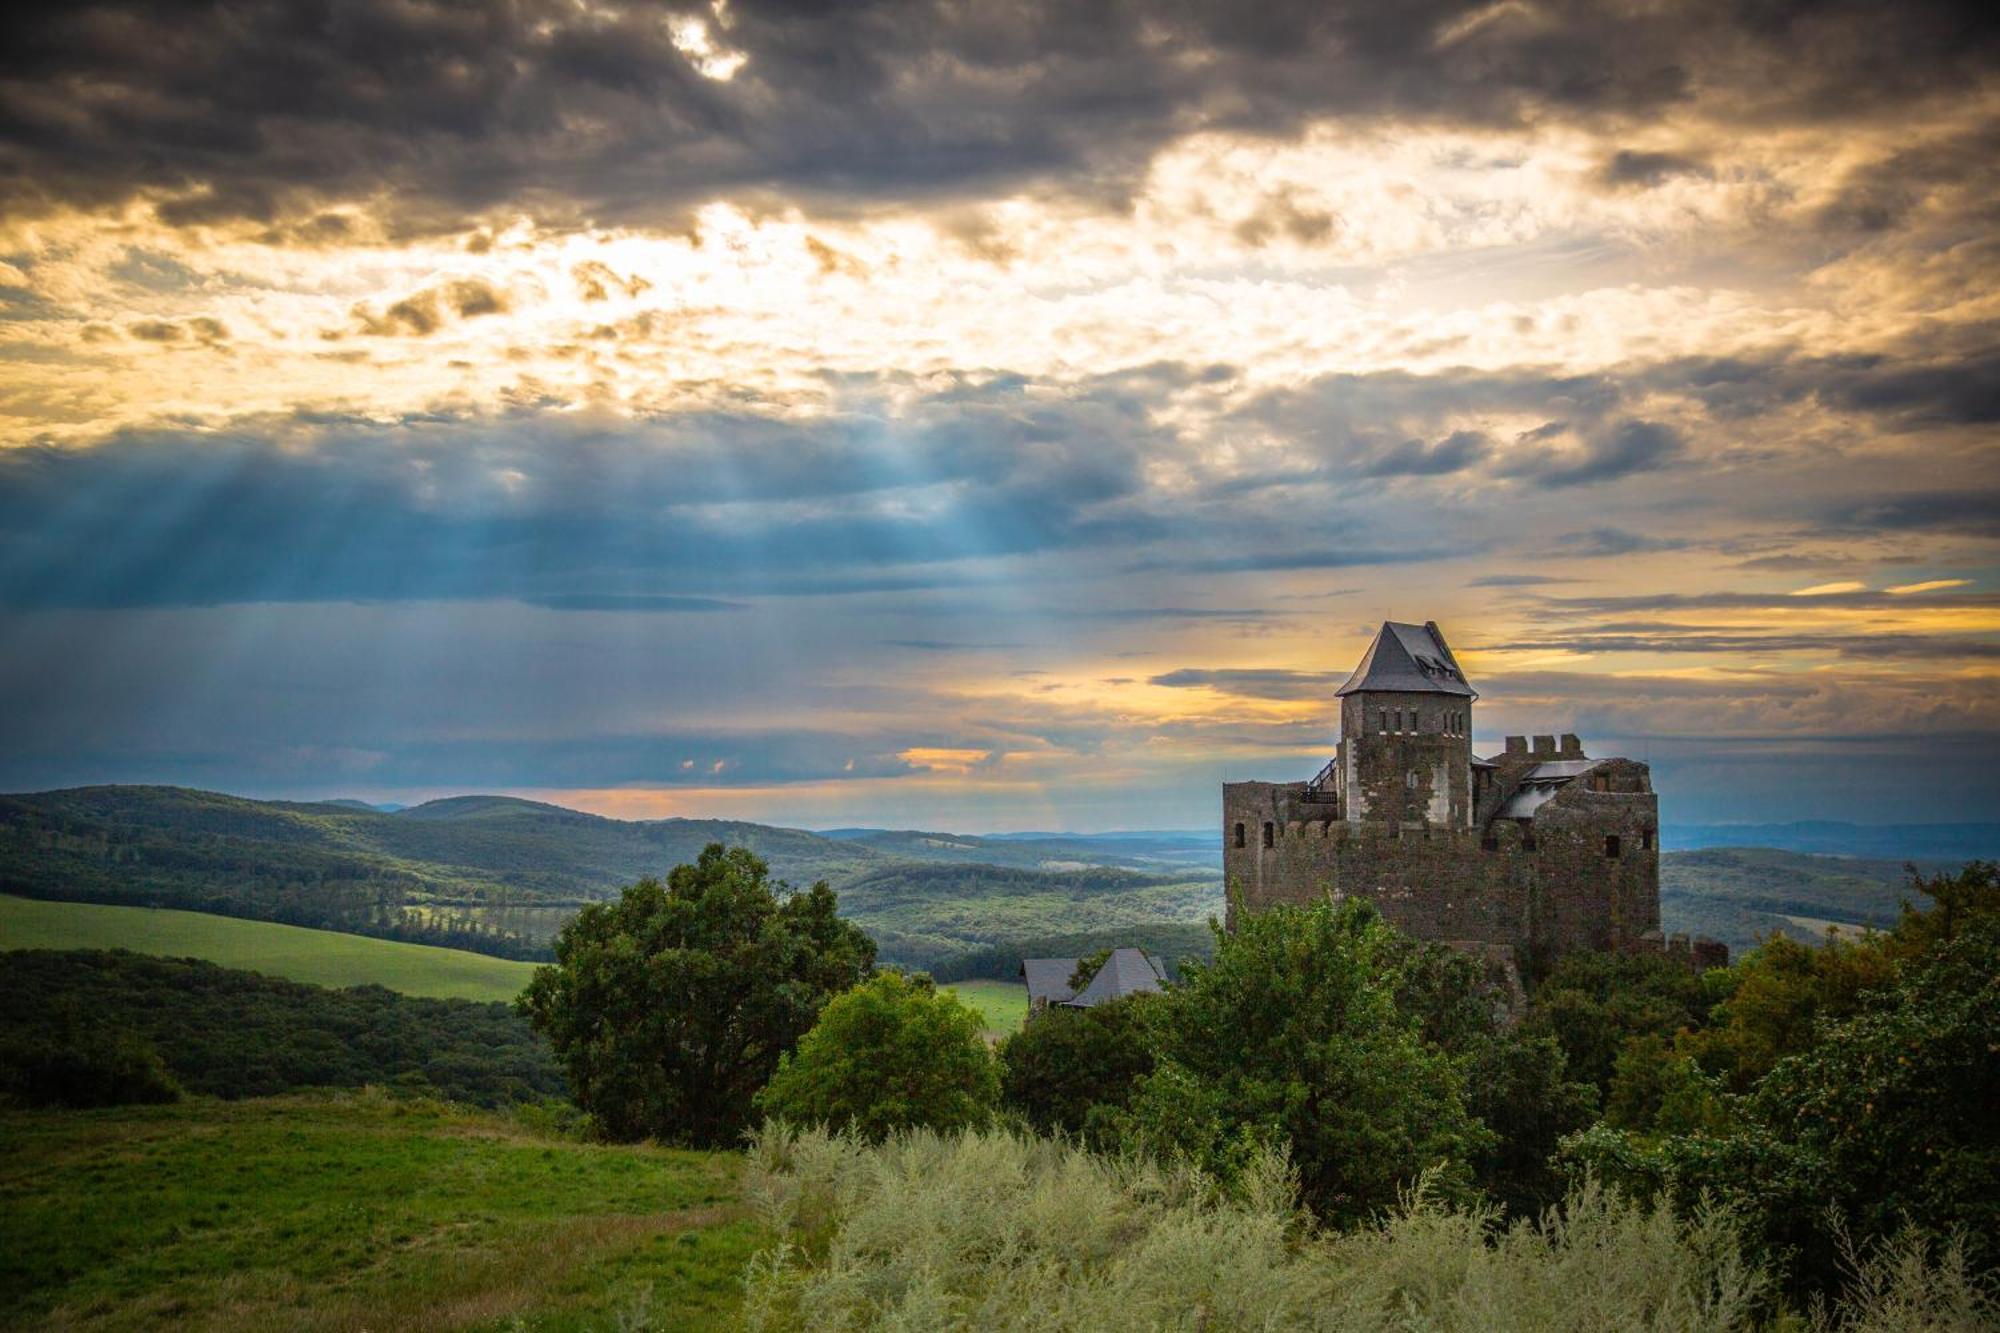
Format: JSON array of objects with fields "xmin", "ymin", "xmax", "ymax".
[
  {"xmin": 519, "ymin": 843, "xmax": 875, "ymax": 1146},
  {"xmin": 998, "ymin": 991, "xmax": 1157, "ymax": 1147},
  {"xmin": 759, "ymin": 971, "xmax": 999, "ymax": 1140},
  {"xmin": 741, "ymin": 1122, "xmax": 1994, "ymax": 1332},
  {"xmin": 1563, "ymin": 860, "xmax": 2000, "ymax": 1302},
  {"xmin": 0, "ymin": 948, "xmax": 563, "ymax": 1107}
]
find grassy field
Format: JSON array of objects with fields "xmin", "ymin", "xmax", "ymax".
[
  {"xmin": 942, "ymin": 979, "xmax": 1030, "ymax": 1035},
  {"xmin": 0, "ymin": 1091, "xmax": 756, "ymax": 1331},
  {"xmin": 0, "ymin": 896, "xmax": 538, "ymax": 1003}
]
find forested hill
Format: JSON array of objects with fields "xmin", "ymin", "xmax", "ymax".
[{"xmin": 0, "ymin": 786, "xmax": 1219, "ymax": 966}]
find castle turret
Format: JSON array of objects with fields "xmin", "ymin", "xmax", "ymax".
[{"xmin": 1334, "ymin": 620, "xmax": 1476, "ymax": 828}]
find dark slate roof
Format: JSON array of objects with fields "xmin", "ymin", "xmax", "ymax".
[
  {"xmin": 1021, "ymin": 957, "xmax": 1078, "ymax": 1006},
  {"xmin": 1333, "ymin": 621, "xmax": 1476, "ymax": 698},
  {"xmin": 1062, "ymin": 948, "xmax": 1166, "ymax": 1008}
]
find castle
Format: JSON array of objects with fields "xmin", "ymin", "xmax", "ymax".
[{"xmin": 1222, "ymin": 620, "xmax": 1725, "ymax": 972}]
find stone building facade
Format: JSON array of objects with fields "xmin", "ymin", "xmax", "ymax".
[{"xmin": 1222, "ymin": 621, "xmax": 1724, "ymax": 971}]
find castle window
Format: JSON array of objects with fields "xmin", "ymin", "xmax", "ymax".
[
  {"xmin": 1234, "ymin": 822, "xmax": 1245, "ymax": 849},
  {"xmin": 1604, "ymin": 835, "xmax": 1621, "ymax": 859},
  {"xmin": 1406, "ymin": 770, "xmax": 1418, "ymax": 789},
  {"xmin": 1262, "ymin": 821, "xmax": 1275, "ymax": 848},
  {"xmin": 1640, "ymin": 828, "xmax": 1653, "ymax": 851},
  {"xmin": 1379, "ymin": 709, "xmax": 1388, "ymax": 735}
]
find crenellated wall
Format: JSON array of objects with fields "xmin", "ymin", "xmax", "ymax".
[{"xmin": 1223, "ymin": 755, "xmax": 1663, "ymax": 961}]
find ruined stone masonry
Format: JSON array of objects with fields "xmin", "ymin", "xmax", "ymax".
[{"xmin": 1222, "ymin": 620, "xmax": 1726, "ymax": 972}]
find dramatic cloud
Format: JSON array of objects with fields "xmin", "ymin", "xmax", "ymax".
[{"xmin": 0, "ymin": 0, "xmax": 1993, "ymax": 826}]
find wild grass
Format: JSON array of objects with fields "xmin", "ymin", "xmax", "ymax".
[
  {"xmin": 0, "ymin": 895, "xmax": 538, "ymax": 1002},
  {"xmin": 0, "ymin": 1090, "xmax": 757, "ymax": 1331},
  {"xmin": 740, "ymin": 1124, "xmax": 1995, "ymax": 1332}
]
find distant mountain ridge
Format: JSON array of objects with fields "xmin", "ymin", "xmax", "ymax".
[
  {"xmin": 1664, "ymin": 821, "xmax": 2000, "ymax": 861},
  {"xmin": 0, "ymin": 785, "xmax": 1983, "ymax": 971},
  {"xmin": 0, "ymin": 786, "xmax": 1220, "ymax": 968}
]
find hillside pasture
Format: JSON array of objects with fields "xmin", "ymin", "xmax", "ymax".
[
  {"xmin": 0, "ymin": 1092, "xmax": 756, "ymax": 1331},
  {"xmin": 0, "ymin": 895, "xmax": 537, "ymax": 1002},
  {"xmin": 941, "ymin": 979, "xmax": 1030, "ymax": 1035}
]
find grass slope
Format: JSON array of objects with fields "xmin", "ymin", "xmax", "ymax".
[
  {"xmin": 1658, "ymin": 847, "xmax": 1919, "ymax": 955},
  {"xmin": 0, "ymin": 1092, "xmax": 756, "ymax": 1331},
  {"xmin": 0, "ymin": 895, "xmax": 537, "ymax": 1002},
  {"xmin": 941, "ymin": 979, "xmax": 1030, "ymax": 1035}
]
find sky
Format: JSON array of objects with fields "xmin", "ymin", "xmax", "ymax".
[{"xmin": 1, "ymin": 0, "xmax": 1996, "ymax": 831}]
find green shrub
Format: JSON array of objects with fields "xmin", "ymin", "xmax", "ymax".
[
  {"xmin": 997, "ymin": 994, "xmax": 1155, "ymax": 1146},
  {"xmin": 1118, "ymin": 896, "xmax": 1489, "ymax": 1225},
  {"xmin": 0, "ymin": 1030, "xmax": 180, "ymax": 1108},
  {"xmin": 758, "ymin": 972, "xmax": 998, "ymax": 1139}
]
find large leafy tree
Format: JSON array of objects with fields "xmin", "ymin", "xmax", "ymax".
[
  {"xmin": 757, "ymin": 971, "xmax": 998, "ymax": 1139},
  {"xmin": 518, "ymin": 844, "xmax": 874, "ymax": 1146},
  {"xmin": 1119, "ymin": 897, "xmax": 1491, "ymax": 1225}
]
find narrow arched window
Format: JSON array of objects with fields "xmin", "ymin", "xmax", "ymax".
[
  {"xmin": 1233, "ymin": 822, "xmax": 1245, "ymax": 849},
  {"xmin": 1262, "ymin": 821, "xmax": 1275, "ymax": 848}
]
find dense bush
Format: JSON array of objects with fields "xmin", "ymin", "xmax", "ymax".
[
  {"xmin": 519, "ymin": 843, "xmax": 875, "ymax": 1145},
  {"xmin": 1563, "ymin": 861, "xmax": 2000, "ymax": 1301},
  {"xmin": 759, "ymin": 971, "xmax": 998, "ymax": 1139},
  {"xmin": 1118, "ymin": 897, "xmax": 1492, "ymax": 1225},
  {"xmin": 741, "ymin": 1123, "xmax": 1995, "ymax": 1331},
  {"xmin": 997, "ymin": 993, "xmax": 1156, "ymax": 1145},
  {"xmin": 0, "ymin": 949, "xmax": 561, "ymax": 1106},
  {"xmin": 0, "ymin": 1027, "xmax": 180, "ymax": 1108}
]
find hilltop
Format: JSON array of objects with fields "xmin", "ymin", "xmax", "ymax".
[{"xmin": 0, "ymin": 786, "xmax": 1221, "ymax": 970}]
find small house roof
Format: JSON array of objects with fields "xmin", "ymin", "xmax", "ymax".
[
  {"xmin": 1334, "ymin": 621, "xmax": 1476, "ymax": 699},
  {"xmin": 1021, "ymin": 957, "xmax": 1078, "ymax": 1007},
  {"xmin": 1062, "ymin": 948, "xmax": 1166, "ymax": 1008}
]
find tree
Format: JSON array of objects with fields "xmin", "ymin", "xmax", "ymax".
[
  {"xmin": 518, "ymin": 844, "xmax": 874, "ymax": 1146},
  {"xmin": 1564, "ymin": 863, "xmax": 2000, "ymax": 1300},
  {"xmin": 998, "ymin": 993, "xmax": 1156, "ymax": 1146},
  {"xmin": 1523, "ymin": 948, "xmax": 1715, "ymax": 1094},
  {"xmin": 758, "ymin": 971, "xmax": 998, "ymax": 1139},
  {"xmin": 1118, "ymin": 897, "xmax": 1490, "ymax": 1225}
]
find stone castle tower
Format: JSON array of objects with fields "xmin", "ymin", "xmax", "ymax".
[{"xmin": 1223, "ymin": 621, "xmax": 1722, "ymax": 970}]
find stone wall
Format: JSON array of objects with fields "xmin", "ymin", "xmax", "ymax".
[
  {"xmin": 1222, "ymin": 757, "xmax": 1663, "ymax": 961},
  {"xmin": 1338, "ymin": 690, "xmax": 1472, "ymax": 828}
]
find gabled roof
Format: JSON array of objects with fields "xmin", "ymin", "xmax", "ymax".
[
  {"xmin": 1062, "ymin": 948, "xmax": 1166, "ymax": 1008},
  {"xmin": 1021, "ymin": 958, "xmax": 1078, "ymax": 1007},
  {"xmin": 1334, "ymin": 621, "xmax": 1476, "ymax": 698}
]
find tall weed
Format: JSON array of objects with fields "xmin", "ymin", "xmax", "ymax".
[{"xmin": 742, "ymin": 1124, "xmax": 1990, "ymax": 1332}]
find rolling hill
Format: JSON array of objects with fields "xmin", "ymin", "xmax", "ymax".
[{"xmin": 0, "ymin": 784, "xmax": 1974, "ymax": 971}]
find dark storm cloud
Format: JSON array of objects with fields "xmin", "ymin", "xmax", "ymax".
[
  {"xmin": 1594, "ymin": 149, "xmax": 1708, "ymax": 189},
  {"xmin": 1149, "ymin": 668, "xmax": 1348, "ymax": 700},
  {"xmin": 1818, "ymin": 491, "xmax": 2000, "ymax": 538},
  {"xmin": 3, "ymin": 0, "xmax": 1994, "ymax": 227}
]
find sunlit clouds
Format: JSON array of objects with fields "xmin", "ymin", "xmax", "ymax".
[{"xmin": 0, "ymin": 0, "xmax": 1995, "ymax": 826}]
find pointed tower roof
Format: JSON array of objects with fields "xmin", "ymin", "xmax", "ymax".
[{"xmin": 1334, "ymin": 621, "xmax": 1477, "ymax": 698}]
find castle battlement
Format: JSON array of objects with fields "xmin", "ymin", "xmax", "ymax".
[{"xmin": 1223, "ymin": 621, "xmax": 1719, "ymax": 970}]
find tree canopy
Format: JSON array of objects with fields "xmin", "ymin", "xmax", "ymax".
[
  {"xmin": 758, "ymin": 971, "xmax": 998, "ymax": 1140},
  {"xmin": 518, "ymin": 843, "xmax": 874, "ymax": 1145},
  {"xmin": 1118, "ymin": 896, "xmax": 1492, "ymax": 1225}
]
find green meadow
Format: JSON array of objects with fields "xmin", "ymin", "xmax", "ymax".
[
  {"xmin": 0, "ymin": 896, "xmax": 538, "ymax": 1003},
  {"xmin": 0, "ymin": 1091, "xmax": 756, "ymax": 1331},
  {"xmin": 940, "ymin": 978, "xmax": 1030, "ymax": 1034}
]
